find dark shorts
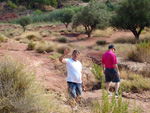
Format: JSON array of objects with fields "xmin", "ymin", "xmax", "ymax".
[
  {"xmin": 67, "ymin": 82, "xmax": 82, "ymax": 98},
  {"xmin": 105, "ymin": 68, "xmax": 120, "ymax": 83}
]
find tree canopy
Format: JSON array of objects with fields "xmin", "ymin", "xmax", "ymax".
[
  {"xmin": 111, "ymin": 0, "xmax": 150, "ymax": 40},
  {"xmin": 72, "ymin": 0, "xmax": 110, "ymax": 38}
]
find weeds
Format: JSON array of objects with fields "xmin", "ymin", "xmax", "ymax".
[
  {"xmin": 128, "ymin": 41, "xmax": 150, "ymax": 63},
  {"xmin": 49, "ymin": 52, "xmax": 61, "ymax": 60},
  {"xmin": 26, "ymin": 41, "xmax": 36, "ymax": 50},
  {"xmin": 0, "ymin": 56, "xmax": 70, "ymax": 113},
  {"xmin": 35, "ymin": 42, "xmax": 57, "ymax": 53},
  {"xmin": 57, "ymin": 37, "xmax": 67, "ymax": 43}
]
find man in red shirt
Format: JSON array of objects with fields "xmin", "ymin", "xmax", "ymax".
[{"xmin": 102, "ymin": 45, "xmax": 120, "ymax": 97}]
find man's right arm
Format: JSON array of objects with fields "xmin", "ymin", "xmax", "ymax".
[
  {"xmin": 59, "ymin": 49, "xmax": 69, "ymax": 64},
  {"xmin": 114, "ymin": 64, "xmax": 120, "ymax": 77}
]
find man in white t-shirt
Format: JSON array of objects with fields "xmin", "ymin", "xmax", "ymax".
[{"xmin": 59, "ymin": 49, "xmax": 85, "ymax": 111}]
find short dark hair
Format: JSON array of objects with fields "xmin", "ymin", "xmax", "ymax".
[
  {"xmin": 72, "ymin": 50, "xmax": 80, "ymax": 54},
  {"xmin": 108, "ymin": 44, "xmax": 115, "ymax": 50}
]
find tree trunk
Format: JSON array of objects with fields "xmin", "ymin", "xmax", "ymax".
[
  {"xmin": 88, "ymin": 32, "xmax": 91, "ymax": 38},
  {"xmin": 135, "ymin": 34, "xmax": 139, "ymax": 40}
]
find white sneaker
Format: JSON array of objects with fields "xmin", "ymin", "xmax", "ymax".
[{"xmin": 72, "ymin": 106, "xmax": 77, "ymax": 111}]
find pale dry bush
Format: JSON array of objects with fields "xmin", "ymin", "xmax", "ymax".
[
  {"xmin": 120, "ymin": 69, "xmax": 150, "ymax": 92},
  {"xmin": 35, "ymin": 41, "xmax": 57, "ymax": 53},
  {"xmin": 0, "ymin": 34, "xmax": 8, "ymax": 42},
  {"xmin": 15, "ymin": 31, "xmax": 42, "ymax": 42},
  {"xmin": 0, "ymin": 56, "xmax": 70, "ymax": 113},
  {"xmin": 93, "ymin": 27, "xmax": 115, "ymax": 37}
]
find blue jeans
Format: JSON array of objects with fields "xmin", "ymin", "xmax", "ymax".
[{"xmin": 67, "ymin": 82, "xmax": 82, "ymax": 98}]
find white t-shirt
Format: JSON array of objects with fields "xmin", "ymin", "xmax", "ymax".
[{"xmin": 65, "ymin": 58, "xmax": 82, "ymax": 83}]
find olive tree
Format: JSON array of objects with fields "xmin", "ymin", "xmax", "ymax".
[
  {"xmin": 60, "ymin": 8, "xmax": 74, "ymax": 28},
  {"xmin": 18, "ymin": 16, "xmax": 31, "ymax": 32},
  {"xmin": 72, "ymin": 0, "xmax": 110, "ymax": 38},
  {"xmin": 111, "ymin": 0, "xmax": 150, "ymax": 40}
]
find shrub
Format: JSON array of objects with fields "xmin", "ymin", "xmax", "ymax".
[
  {"xmin": 17, "ymin": 16, "xmax": 32, "ymax": 32},
  {"xmin": 20, "ymin": 32, "xmax": 41, "ymax": 41},
  {"xmin": 96, "ymin": 40, "xmax": 106, "ymax": 45},
  {"xmin": 50, "ymin": 0, "xmax": 58, "ymax": 8},
  {"xmin": 22, "ymin": 6, "xmax": 26, "ymax": 10},
  {"xmin": 0, "ymin": 56, "xmax": 70, "ymax": 113},
  {"xmin": 33, "ymin": 9, "xmax": 43, "ymax": 15},
  {"xmin": 91, "ymin": 64, "xmax": 103, "ymax": 81},
  {"xmin": 0, "ymin": 34, "xmax": 7, "ymax": 42},
  {"xmin": 8, "ymin": 1, "xmax": 17, "ymax": 9},
  {"xmin": 128, "ymin": 41, "xmax": 150, "ymax": 63},
  {"xmin": 57, "ymin": 37, "xmax": 67, "ymax": 43},
  {"xmin": 26, "ymin": 41, "xmax": 36, "ymax": 50},
  {"xmin": 120, "ymin": 69, "xmax": 150, "ymax": 92},
  {"xmin": 114, "ymin": 37, "xmax": 137, "ymax": 44},
  {"xmin": 56, "ymin": 46, "xmax": 70, "ymax": 54},
  {"xmin": 35, "ymin": 42, "xmax": 57, "ymax": 53},
  {"xmin": 49, "ymin": 52, "xmax": 61, "ymax": 60}
]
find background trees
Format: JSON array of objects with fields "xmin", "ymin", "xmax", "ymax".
[
  {"xmin": 111, "ymin": 0, "xmax": 150, "ymax": 40},
  {"xmin": 72, "ymin": 0, "xmax": 110, "ymax": 38}
]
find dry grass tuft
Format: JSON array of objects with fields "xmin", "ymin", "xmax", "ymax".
[
  {"xmin": 35, "ymin": 41, "xmax": 57, "ymax": 53},
  {"xmin": 93, "ymin": 27, "xmax": 115, "ymax": 37}
]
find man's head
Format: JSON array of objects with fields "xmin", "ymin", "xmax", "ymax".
[
  {"xmin": 108, "ymin": 44, "xmax": 116, "ymax": 52},
  {"xmin": 72, "ymin": 50, "xmax": 80, "ymax": 61}
]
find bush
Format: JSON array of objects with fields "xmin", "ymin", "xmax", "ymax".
[
  {"xmin": 33, "ymin": 9, "xmax": 43, "ymax": 15},
  {"xmin": 0, "ymin": 56, "xmax": 70, "ymax": 113},
  {"xmin": 26, "ymin": 41, "xmax": 36, "ymax": 50},
  {"xmin": 128, "ymin": 41, "xmax": 150, "ymax": 63},
  {"xmin": 57, "ymin": 37, "xmax": 67, "ymax": 43},
  {"xmin": 0, "ymin": 56, "xmax": 41, "ymax": 112},
  {"xmin": 96, "ymin": 40, "xmax": 106, "ymax": 45},
  {"xmin": 56, "ymin": 46, "xmax": 70, "ymax": 54},
  {"xmin": 49, "ymin": 52, "xmax": 61, "ymax": 60},
  {"xmin": 50, "ymin": 0, "xmax": 58, "ymax": 8},
  {"xmin": 35, "ymin": 42, "xmax": 57, "ymax": 53},
  {"xmin": 22, "ymin": 6, "xmax": 26, "ymax": 10},
  {"xmin": 114, "ymin": 37, "xmax": 137, "ymax": 44},
  {"xmin": 0, "ymin": 34, "xmax": 7, "ymax": 42},
  {"xmin": 17, "ymin": 16, "xmax": 32, "ymax": 32},
  {"xmin": 8, "ymin": 1, "xmax": 17, "ymax": 9},
  {"xmin": 20, "ymin": 32, "xmax": 41, "ymax": 41}
]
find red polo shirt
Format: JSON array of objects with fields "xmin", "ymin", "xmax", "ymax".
[{"xmin": 102, "ymin": 50, "xmax": 117, "ymax": 69}]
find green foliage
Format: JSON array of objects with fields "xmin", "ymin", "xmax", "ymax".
[
  {"xmin": 11, "ymin": 6, "xmax": 82, "ymax": 24},
  {"xmin": 22, "ymin": 6, "xmax": 26, "ymax": 10},
  {"xmin": 128, "ymin": 41, "xmax": 150, "ymax": 63},
  {"xmin": 72, "ymin": 0, "xmax": 110, "ymax": 37},
  {"xmin": 49, "ymin": 53, "xmax": 61, "ymax": 60},
  {"xmin": 8, "ymin": 1, "xmax": 17, "ymax": 9},
  {"xmin": 91, "ymin": 64, "xmax": 103, "ymax": 81},
  {"xmin": 114, "ymin": 38, "xmax": 137, "ymax": 44},
  {"xmin": 33, "ymin": 9, "xmax": 43, "ymax": 15},
  {"xmin": 50, "ymin": 0, "xmax": 58, "ymax": 8},
  {"xmin": 17, "ymin": 16, "xmax": 32, "ymax": 32},
  {"xmin": 56, "ymin": 46, "xmax": 70, "ymax": 54},
  {"xmin": 111, "ymin": 0, "xmax": 150, "ymax": 40},
  {"xmin": 57, "ymin": 37, "xmax": 67, "ymax": 43},
  {"xmin": 26, "ymin": 41, "xmax": 36, "ymax": 50},
  {"xmin": 60, "ymin": 8, "xmax": 75, "ymax": 28},
  {"xmin": 96, "ymin": 40, "xmax": 106, "ymax": 45}
]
